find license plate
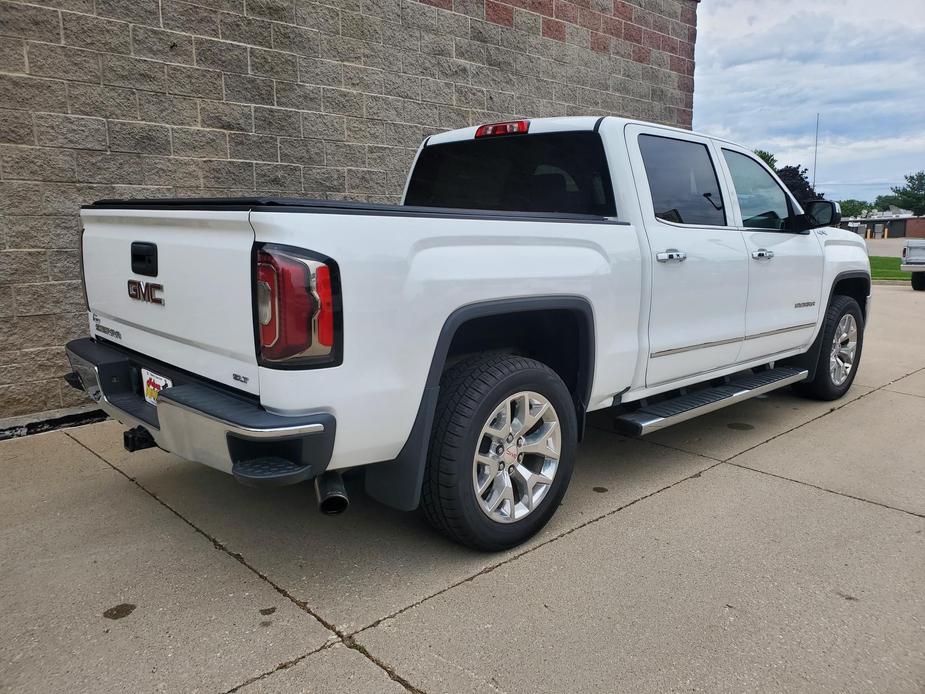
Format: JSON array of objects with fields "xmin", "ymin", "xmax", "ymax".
[{"xmin": 141, "ymin": 368, "xmax": 172, "ymax": 405}]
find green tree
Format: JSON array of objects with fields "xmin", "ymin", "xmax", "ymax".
[
  {"xmin": 747, "ymin": 150, "xmax": 821, "ymax": 203},
  {"xmin": 776, "ymin": 165, "xmax": 823, "ymax": 204},
  {"xmin": 837, "ymin": 199, "xmax": 870, "ymax": 218},
  {"xmin": 873, "ymin": 194, "xmax": 902, "ymax": 211},
  {"xmin": 889, "ymin": 171, "xmax": 925, "ymax": 216},
  {"xmin": 753, "ymin": 149, "xmax": 778, "ymax": 169}
]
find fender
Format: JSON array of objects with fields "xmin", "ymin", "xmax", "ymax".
[
  {"xmin": 830, "ymin": 269, "xmax": 872, "ymax": 316},
  {"xmin": 782, "ymin": 270, "xmax": 870, "ymax": 380},
  {"xmin": 364, "ymin": 295, "xmax": 596, "ymax": 511}
]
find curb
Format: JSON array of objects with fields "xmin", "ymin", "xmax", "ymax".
[{"xmin": 0, "ymin": 407, "xmax": 108, "ymax": 441}]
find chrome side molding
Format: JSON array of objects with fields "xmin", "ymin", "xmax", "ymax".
[{"xmin": 651, "ymin": 322, "xmax": 816, "ymax": 359}]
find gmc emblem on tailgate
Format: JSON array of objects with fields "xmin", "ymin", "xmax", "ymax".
[{"xmin": 127, "ymin": 279, "xmax": 164, "ymax": 306}]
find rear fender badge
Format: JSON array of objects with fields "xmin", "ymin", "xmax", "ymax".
[
  {"xmin": 95, "ymin": 323, "xmax": 122, "ymax": 340},
  {"xmin": 794, "ymin": 301, "xmax": 816, "ymax": 309},
  {"xmin": 91, "ymin": 313, "xmax": 122, "ymax": 340},
  {"xmin": 127, "ymin": 279, "xmax": 164, "ymax": 306},
  {"xmin": 233, "ymin": 373, "xmax": 249, "ymax": 384}
]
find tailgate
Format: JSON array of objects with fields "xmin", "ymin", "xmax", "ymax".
[
  {"xmin": 80, "ymin": 207, "xmax": 258, "ymax": 394},
  {"xmin": 905, "ymin": 242, "xmax": 925, "ymax": 264}
]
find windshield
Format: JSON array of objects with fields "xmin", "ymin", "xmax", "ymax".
[{"xmin": 404, "ymin": 131, "xmax": 616, "ymax": 216}]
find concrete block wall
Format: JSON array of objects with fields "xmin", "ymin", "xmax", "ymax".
[{"xmin": 0, "ymin": 0, "xmax": 697, "ymax": 418}]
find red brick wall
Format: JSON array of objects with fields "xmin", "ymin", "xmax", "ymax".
[
  {"xmin": 419, "ymin": 0, "xmax": 697, "ymax": 126},
  {"xmin": 907, "ymin": 219, "xmax": 925, "ymax": 239}
]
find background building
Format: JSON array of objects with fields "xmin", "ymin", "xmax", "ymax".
[
  {"xmin": 0, "ymin": 0, "xmax": 699, "ymax": 419},
  {"xmin": 838, "ymin": 207, "xmax": 925, "ymax": 239}
]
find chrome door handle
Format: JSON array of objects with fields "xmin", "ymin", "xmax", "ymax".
[
  {"xmin": 752, "ymin": 249, "xmax": 774, "ymax": 260},
  {"xmin": 656, "ymin": 249, "xmax": 687, "ymax": 263}
]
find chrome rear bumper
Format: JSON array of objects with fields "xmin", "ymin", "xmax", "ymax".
[
  {"xmin": 65, "ymin": 338, "xmax": 334, "ymax": 479},
  {"xmin": 900, "ymin": 264, "xmax": 924, "ymax": 273}
]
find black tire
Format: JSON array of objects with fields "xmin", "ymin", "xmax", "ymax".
[
  {"xmin": 420, "ymin": 354, "xmax": 577, "ymax": 551},
  {"xmin": 794, "ymin": 295, "xmax": 864, "ymax": 401},
  {"xmin": 912, "ymin": 273, "xmax": 925, "ymax": 291}
]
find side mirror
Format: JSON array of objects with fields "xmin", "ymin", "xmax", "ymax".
[
  {"xmin": 787, "ymin": 200, "xmax": 840, "ymax": 233},
  {"xmin": 804, "ymin": 199, "xmax": 841, "ymax": 228}
]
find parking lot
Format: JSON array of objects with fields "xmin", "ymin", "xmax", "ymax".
[{"xmin": 1, "ymin": 284, "xmax": 923, "ymax": 693}]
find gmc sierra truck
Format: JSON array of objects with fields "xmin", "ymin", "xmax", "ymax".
[{"xmin": 66, "ymin": 116, "xmax": 871, "ymax": 551}]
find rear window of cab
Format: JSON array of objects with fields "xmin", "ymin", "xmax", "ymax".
[{"xmin": 404, "ymin": 131, "xmax": 616, "ymax": 217}]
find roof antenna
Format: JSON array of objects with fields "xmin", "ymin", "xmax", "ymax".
[{"xmin": 812, "ymin": 113, "xmax": 820, "ymax": 189}]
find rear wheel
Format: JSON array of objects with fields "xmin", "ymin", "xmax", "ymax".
[
  {"xmin": 421, "ymin": 354, "xmax": 576, "ymax": 551},
  {"xmin": 912, "ymin": 272, "xmax": 925, "ymax": 291},
  {"xmin": 795, "ymin": 295, "xmax": 864, "ymax": 401}
]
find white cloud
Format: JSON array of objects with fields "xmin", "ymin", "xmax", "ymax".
[{"xmin": 693, "ymin": 0, "xmax": 925, "ymax": 202}]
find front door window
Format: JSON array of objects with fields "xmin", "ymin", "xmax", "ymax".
[{"xmin": 722, "ymin": 150, "xmax": 791, "ymax": 229}]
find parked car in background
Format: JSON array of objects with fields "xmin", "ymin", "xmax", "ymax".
[
  {"xmin": 66, "ymin": 117, "xmax": 870, "ymax": 551},
  {"xmin": 901, "ymin": 240, "xmax": 925, "ymax": 290}
]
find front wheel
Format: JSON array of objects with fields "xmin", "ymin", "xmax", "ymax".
[
  {"xmin": 912, "ymin": 272, "xmax": 925, "ymax": 291},
  {"xmin": 421, "ymin": 354, "xmax": 577, "ymax": 551},
  {"xmin": 795, "ymin": 295, "xmax": 864, "ymax": 401}
]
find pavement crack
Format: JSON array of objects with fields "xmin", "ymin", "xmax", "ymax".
[
  {"xmin": 66, "ymin": 432, "xmax": 340, "ymax": 631},
  {"xmin": 723, "ymin": 462, "xmax": 924, "ymax": 519},
  {"xmin": 713, "ymin": 364, "xmax": 925, "ymax": 519},
  {"xmin": 221, "ymin": 641, "xmax": 335, "ymax": 694},
  {"xmin": 593, "ymin": 365, "xmax": 925, "ymax": 471},
  {"xmin": 64, "ymin": 431, "xmax": 425, "ymax": 694},
  {"xmin": 587, "ymin": 421, "xmax": 724, "ymax": 463},
  {"xmin": 341, "ymin": 636, "xmax": 428, "ymax": 694},
  {"xmin": 721, "ymin": 386, "xmax": 883, "ymax": 466},
  {"xmin": 352, "ymin": 460, "xmax": 722, "ymax": 637},
  {"xmin": 881, "ymin": 387, "xmax": 925, "ymax": 400}
]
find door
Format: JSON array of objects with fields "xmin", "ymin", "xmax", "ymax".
[
  {"xmin": 626, "ymin": 126, "xmax": 749, "ymax": 387},
  {"xmin": 717, "ymin": 148, "xmax": 824, "ymax": 362}
]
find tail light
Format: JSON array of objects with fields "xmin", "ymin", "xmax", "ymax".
[
  {"xmin": 254, "ymin": 245, "xmax": 341, "ymax": 367},
  {"xmin": 475, "ymin": 120, "xmax": 530, "ymax": 138}
]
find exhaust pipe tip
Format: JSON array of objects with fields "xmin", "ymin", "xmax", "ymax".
[
  {"xmin": 314, "ymin": 471, "xmax": 349, "ymax": 515},
  {"xmin": 319, "ymin": 493, "xmax": 349, "ymax": 515}
]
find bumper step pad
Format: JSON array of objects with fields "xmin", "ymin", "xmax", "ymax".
[
  {"xmin": 232, "ymin": 458, "xmax": 314, "ymax": 487},
  {"xmin": 613, "ymin": 366, "xmax": 809, "ymax": 436}
]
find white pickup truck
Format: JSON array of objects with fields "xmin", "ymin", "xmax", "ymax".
[
  {"xmin": 66, "ymin": 116, "xmax": 871, "ymax": 550},
  {"xmin": 901, "ymin": 240, "xmax": 925, "ymax": 290}
]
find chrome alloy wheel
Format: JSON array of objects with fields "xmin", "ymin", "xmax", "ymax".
[
  {"xmin": 472, "ymin": 391, "xmax": 561, "ymax": 524},
  {"xmin": 829, "ymin": 313, "xmax": 858, "ymax": 386}
]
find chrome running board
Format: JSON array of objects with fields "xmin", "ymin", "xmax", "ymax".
[{"xmin": 613, "ymin": 367, "xmax": 809, "ymax": 436}]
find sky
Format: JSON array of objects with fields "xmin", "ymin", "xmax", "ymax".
[{"xmin": 692, "ymin": 0, "xmax": 925, "ymax": 203}]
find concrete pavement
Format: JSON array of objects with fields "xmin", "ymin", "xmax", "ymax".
[
  {"xmin": 358, "ymin": 464, "xmax": 923, "ymax": 693},
  {"xmin": 0, "ymin": 432, "xmax": 333, "ymax": 693},
  {"xmin": 866, "ymin": 237, "xmax": 906, "ymax": 258},
  {"xmin": 1, "ymin": 285, "xmax": 923, "ymax": 693}
]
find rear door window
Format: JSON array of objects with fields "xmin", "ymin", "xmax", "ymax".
[
  {"xmin": 638, "ymin": 134, "xmax": 727, "ymax": 226},
  {"xmin": 404, "ymin": 132, "xmax": 616, "ymax": 216}
]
